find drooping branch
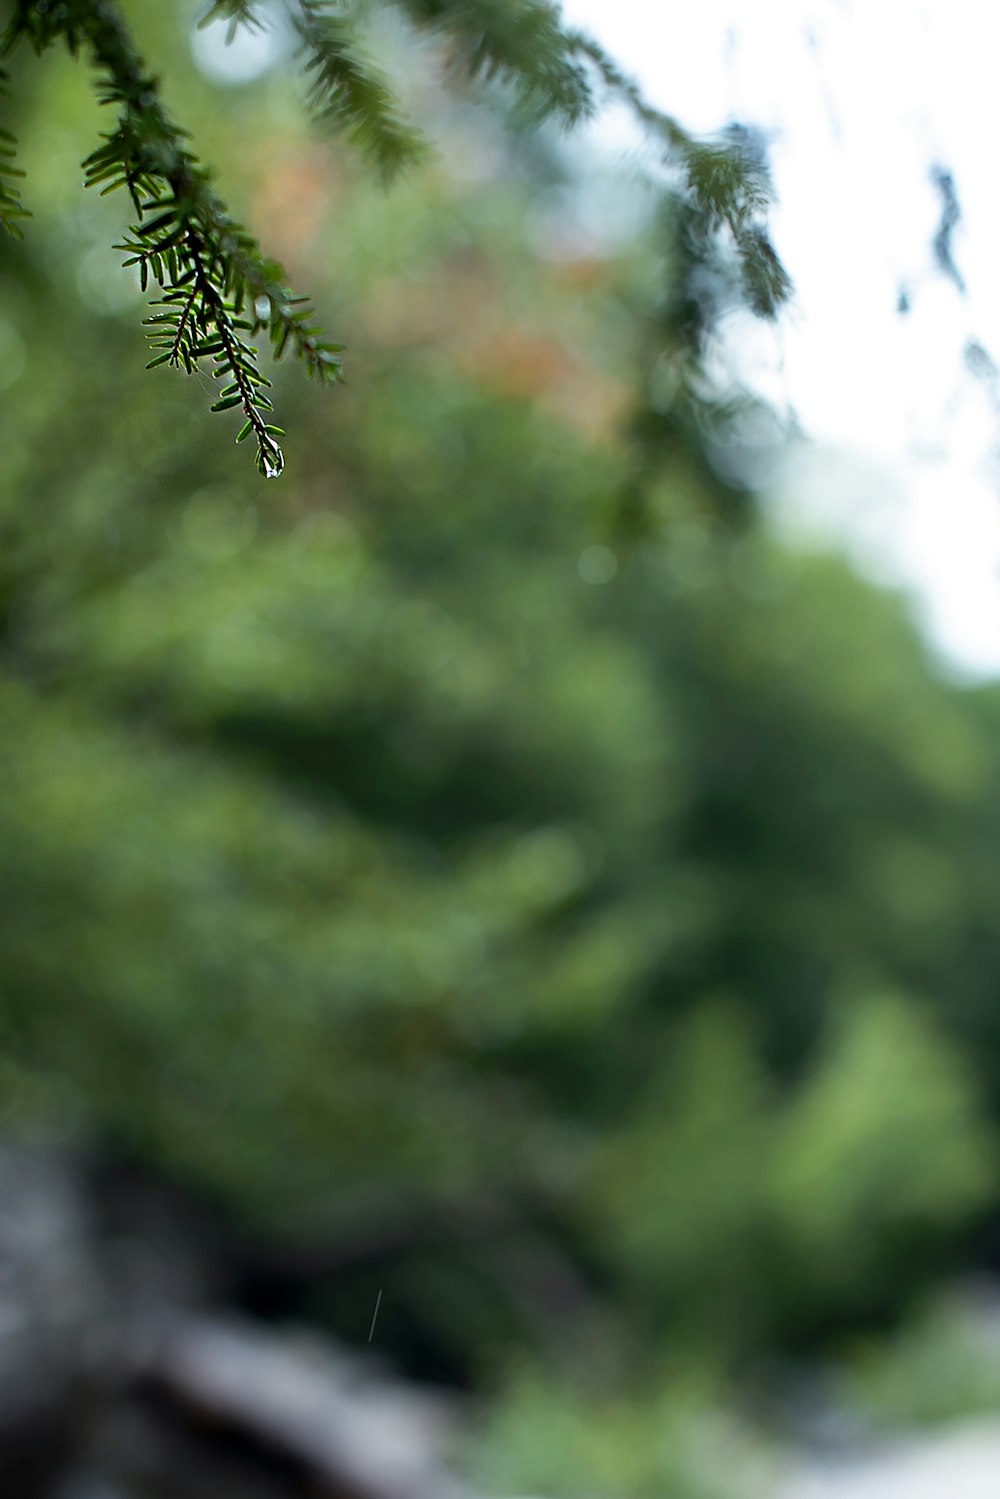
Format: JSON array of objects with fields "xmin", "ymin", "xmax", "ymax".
[
  {"xmin": 398, "ymin": 0, "xmax": 595, "ymax": 126},
  {"xmin": 0, "ymin": 68, "xmax": 27, "ymax": 236},
  {"xmin": 292, "ymin": 0, "xmax": 429, "ymax": 181},
  {"xmin": 2, "ymin": 0, "xmax": 343, "ymax": 476},
  {"xmin": 567, "ymin": 33, "xmax": 791, "ymax": 319}
]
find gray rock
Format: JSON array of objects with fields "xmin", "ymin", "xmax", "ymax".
[{"xmin": 0, "ymin": 1139, "xmax": 471, "ymax": 1499}]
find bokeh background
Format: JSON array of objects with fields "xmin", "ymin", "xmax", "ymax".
[{"xmin": 4, "ymin": 4, "xmax": 1000, "ymax": 1495}]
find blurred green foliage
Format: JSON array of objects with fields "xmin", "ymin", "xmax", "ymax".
[
  {"xmin": 465, "ymin": 1364, "xmax": 776, "ymax": 1499},
  {"xmin": 837, "ymin": 1286, "xmax": 1000, "ymax": 1432},
  {"xmin": 3, "ymin": 5, "xmax": 1000, "ymax": 1493}
]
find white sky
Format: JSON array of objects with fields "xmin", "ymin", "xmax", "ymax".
[{"xmin": 558, "ymin": 0, "xmax": 1000, "ymax": 678}]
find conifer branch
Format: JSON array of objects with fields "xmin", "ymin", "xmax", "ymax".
[
  {"xmin": 2, "ymin": 0, "xmax": 343, "ymax": 476},
  {"xmin": 292, "ymin": 0, "xmax": 428, "ymax": 180},
  {"xmin": 390, "ymin": 2, "xmax": 791, "ymax": 314},
  {"xmin": 198, "ymin": 0, "xmax": 267, "ymax": 45},
  {"xmin": 0, "ymin": 67, "xmax": 29, "ymax": 237},
  {"xmin": 399, "ymin": 0, "xmax": 593, "ymax": 126},
  {"xmin": 567, "ymin": 33, "xmax": 792, "ymax": 319}
]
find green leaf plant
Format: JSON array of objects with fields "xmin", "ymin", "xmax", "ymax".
[{"xmin": 0, "ymin": 0, "xmax": 791, "ymax": 475}]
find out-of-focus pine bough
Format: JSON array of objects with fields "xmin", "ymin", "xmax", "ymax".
[
  {"xmin": 619, "ymin": 127, "xmax": 792, "ymax": 534},
  {"xmin": 0, "ymin": 0, "xmax": 792, "ymax": 477}
]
